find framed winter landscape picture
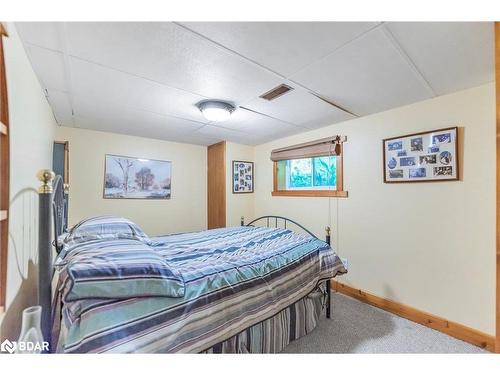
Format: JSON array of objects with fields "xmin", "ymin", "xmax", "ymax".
[
  {"xmin": 383, "ymin": 127, "xmax": 458, "ymax": 183},
  {"xmin": 232, "ymin": 160, "xmax": 254, "ymax": 193},
  {"xmin": 103, "ymin": 154, "xmax": 172, "ymax": 199}
]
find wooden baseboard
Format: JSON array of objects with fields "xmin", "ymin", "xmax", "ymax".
[{"xmin": 332, "ymin": 281, "xmax": 495, "ymax": 352}]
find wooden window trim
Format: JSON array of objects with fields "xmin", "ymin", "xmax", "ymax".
[
  {"xmin": 272, "ymin": 143, "xmax": 348, "ymax": 198},
  {"xmin": 0, "ymin": 24, "xmax": 9, "ymax": 310}
]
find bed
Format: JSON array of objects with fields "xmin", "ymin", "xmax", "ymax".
[{"xmin": 36, "ymin": 171, "xmax": 347, "ymax": 353}]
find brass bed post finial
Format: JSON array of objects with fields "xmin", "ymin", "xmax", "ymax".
[{"xmin": 37, "ymin": 169, "xmax": 55, "ymax": 194}]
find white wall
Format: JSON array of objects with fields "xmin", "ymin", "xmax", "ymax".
[
  {"xmin": 253, "ymin": 83, "xmax": 496, "ymax": 335},
  {"xmin": 1, "ymin": 23, "xmax": 57, "ymax": 339},
  {"xmin": 55, "ymin": 126, "xmax": 207, "ymax": 236},
  {"xmin": 225, "ymin": 142, "xmax": 254, "ymax": 226}
]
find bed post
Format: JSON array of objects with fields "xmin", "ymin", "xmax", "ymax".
[
  {"xmin": 325, "ymin": 226, "xmax": 331, "ymax": 319},
  {"xmin": 63, "ymin": 183, "xmax": 69, "ymax": 231},
  {"xmin": 240, "ymin": 216, "xmax": 244, "ymax": 226},
  {"xmin": 37, "ymin": 169, "xmax": 54, "ymax": 352}
]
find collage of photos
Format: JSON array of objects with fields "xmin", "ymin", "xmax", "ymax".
[
  {"xmin": 383, "ymin": 127, "xmax": 458, "ymax": 183},
  {"xmin": 232, "ymin": 160, "xmax": 254, "ymax": 193}
]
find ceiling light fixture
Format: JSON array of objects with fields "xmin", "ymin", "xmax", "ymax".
[{"xmin": 197, "ymin": 100, "xmax": 236, "ymax": 122}]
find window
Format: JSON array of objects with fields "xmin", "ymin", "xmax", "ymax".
[
  {"xmin": 0, "ymin": 24, "xmax": 9, "ymax": 310},
  {"xmin": 283, "ymin": 156, "xmax": 336, "ymax": 190},
  {"xmin": 271, "ymin": 137, "xmax": 347, "ymax": 198}
]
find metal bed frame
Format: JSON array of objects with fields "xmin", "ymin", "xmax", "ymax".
[{"xmin": 36, "ymin": 170, "xmax": 334, "ymax": 352}]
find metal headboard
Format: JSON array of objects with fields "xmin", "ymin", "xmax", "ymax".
[
  {"xmin": 52, "ymin": 174, "xmax": 69, "ymax": 253},
  {"xmin": 37, "ymin": 169, "xmax": 69, "ymax": 352},
  {"xmin": 244, "ymin": 215, "xmax": 320, "ymax": 240}
]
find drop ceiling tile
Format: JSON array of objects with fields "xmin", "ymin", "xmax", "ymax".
[
  {"xmin": 204, "ymin": 113, "xmax": 289, "ymax": 144},
  {"xmin": 196, "ymin": 124, "xmax": 248, "ymax": 143},
  {"xmin": 169, "ymin": 132, "xmax": 222, "ymax": 146},
  {"xmin": 73, "ymin": 95, "xmax": 205, "ymax": 140},
  {"xmin": 386, "ymin": 22, "xmax": 494, "ymax": 95},
  {"xmin": 181, "ymin": 22, "xmax": 379, "ymax": 77},
  {"xmin": 243, "ymin": 87, "xmax": 355, "ymax": 129},
  {"xmin": 211, "ymin": 108, "xmax": 306, "ymax": 145},
  {"xmin": 70, "ymin": 57, "xmax": 208, "ymax": 123},
  {"xmin": 65, "ymin": 22, "xmax": 282, "ymax": 102},
  {"xmin": 24, "ymin": 45, "xmax": 67, "ymax": 92},
  {"xmin": 46, "ymin": 89, "xmax": 73, "ymax": 126},
  {"xmin": 15, "ymin": 22, "xmax": 62, "ymax": 51},
  {"xmin": 221, "ymin": 108, "xmax": 283, "ymax": 132},
  {"xmin": 74, "ymin": 113, "xmax": 216, "ymax": 146},
  {"xmin": 289, "ymin": 28, "xmax": 434, "ymax": 116}
]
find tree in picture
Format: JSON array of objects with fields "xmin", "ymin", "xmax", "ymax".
[
  {"xmin": 105, "ymin": 173, "xmax": 121, "ymax": 189},
  {"xmin": 114, "ymin": 157, "xmax": 135, "ymax": 194},
  {"xmin": 135, "ymin": 167, "xmax": 155, "ymax": 191}
]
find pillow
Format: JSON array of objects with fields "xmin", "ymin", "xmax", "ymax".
[
  {"xmin": 56, "ymin": 238, "xmax": 185, "ymax": 301},
  {"xmin": 64, "ymin": 216, "xmax": 152, "ymax": 246}
]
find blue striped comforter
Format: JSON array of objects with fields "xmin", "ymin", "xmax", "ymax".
[{"xmin": 55, "ymin": 226, "xmax": 346, "ymax": 353}]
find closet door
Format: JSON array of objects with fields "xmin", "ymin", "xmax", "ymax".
[{"xmin": 207, "ymin": 141, "xmax": 226, "ymax": 229}]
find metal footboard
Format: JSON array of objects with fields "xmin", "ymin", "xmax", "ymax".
[{"xmin": 241, "ymin": 215, "xmax": 333, "ymax": 319}]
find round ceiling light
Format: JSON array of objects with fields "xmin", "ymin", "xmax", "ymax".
[{"xmin": 197, "ymin": 100, "xmax": 236, "ymax": 122}]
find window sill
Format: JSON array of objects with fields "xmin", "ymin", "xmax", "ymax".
[{"xmin": 271, "ymin": 190, "xmax": 348, "ymax": 198}]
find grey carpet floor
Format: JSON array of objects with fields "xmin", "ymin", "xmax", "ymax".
[{"xmin": 282, "ymin": 293, "xmax": 486, "ymax": 353}]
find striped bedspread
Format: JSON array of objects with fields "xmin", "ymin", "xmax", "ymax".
[{"xmin": 55, "ymin": 226, "xmax": 346, "ymax": 353}]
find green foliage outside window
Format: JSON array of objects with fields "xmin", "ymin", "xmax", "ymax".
[{"xmin": 286, "ymin": 156, "xmax": 336, "ymax": 189}]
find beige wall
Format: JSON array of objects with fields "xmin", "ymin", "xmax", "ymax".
[
  {"xmin": 253, "ymin": 83, "xmax": 496, "ymax": 335},
  {"xmin": 55, "ymin": 126, "xmax": 207, "ymax": 236},
  {"xmin": 1, "ymin": 23, "xmax": 57, "ymax": 339},
  {"xmin": 225, "ymin": 142, "xmax": 254, "ymax": 226}
]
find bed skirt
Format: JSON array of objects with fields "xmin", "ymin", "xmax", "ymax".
[{"xmin": 202, "ymin": 288, "xmax": 323, "ymax": 354}]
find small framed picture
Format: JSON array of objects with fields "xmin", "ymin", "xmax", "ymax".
[
  {"xmin": 383, "ymin": 127, "xmax": 458, "ymax": 183},
  {"xmin": 232, "ymin": 160, "xmax": 254, "ymax": 193}
]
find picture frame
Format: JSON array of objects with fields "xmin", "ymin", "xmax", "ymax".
[
  {"xmin": 383, "ymin": 127, "xmax": 459, "ymax": 183},
  {"xmin": 232, "ymin": 160, "xmax": 254, "ymax": 193},
  {"xmin": 103, "ymin": 154, "xmax": 172, "ymax": 199}
]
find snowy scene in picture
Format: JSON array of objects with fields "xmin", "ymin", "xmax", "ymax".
[{"xmin": 104, "ymin": 155, "xmax": 171, "ymax": 199}]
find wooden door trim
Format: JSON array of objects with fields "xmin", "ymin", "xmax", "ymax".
[
  {"xmin": 495, "ymin": 21, "xmax": 500, "ymax": 353},
  {"xmin": 0, "ymin": 29, "xmax": 9, "ymax": 309}
]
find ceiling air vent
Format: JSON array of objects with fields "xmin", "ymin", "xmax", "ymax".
[{"xmin": 259, "ymin": 84, "xmax": 293, "ymax": 101}]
